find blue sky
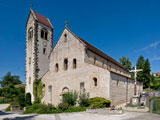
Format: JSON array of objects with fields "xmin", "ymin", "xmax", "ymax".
[{"xmin": 0, "ymin": 0, "xmax": 160, "ymax": 83}]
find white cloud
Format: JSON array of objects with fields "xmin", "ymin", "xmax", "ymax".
[
  {"xmin": 138, "ymin": 41, "xmax": 160, "ymax": 52},
  {"xmin": 151, "ymin": 57, "xmax": 160, "ymax": 61}
]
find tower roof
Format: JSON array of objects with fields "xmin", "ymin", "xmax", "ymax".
[
  {"xmin": 33, "ymin": 10, "xmax": 53, "ymax": 29},
  {"xmin": 26, "ymin": 9, "xmax": 53, "ymax": 29}
]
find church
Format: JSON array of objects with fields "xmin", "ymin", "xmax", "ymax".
[{"xmin": 25, "ymin": 8, "xmax": 143, "ymax": 106}]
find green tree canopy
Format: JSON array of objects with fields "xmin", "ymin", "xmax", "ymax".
[
  {"xmin": 119, "ymin": 56, "xmax": 132, "ymax": 70},
  {"xmin": 136, "ymin": 56, "xmax": 152, "ymax": 88},
  {"xmin": 143, "ymin": 59, "xmax": 152, "ymax": 88},
  {"xmin": 136, "ymin": 56, "xmax": 145, "ymax": 69},
  {"xmin": 0, "ymin": 72, "xmax": 22, "ymax": 87}
]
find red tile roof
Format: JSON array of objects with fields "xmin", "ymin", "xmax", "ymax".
[
  {"xmin": 66, "ymin": 28, "xmax": 128, "ymax": 71},
  {"xmin": 153, "ymin": 72, "xmax": 160, "ymax": 75},
  {"xmin": 33, "ymin": 11, "xmax": 53, "ymax": 29},
  {"xmin": 78, "ymin": 36, "xmax": 127, "ymax": 71}
]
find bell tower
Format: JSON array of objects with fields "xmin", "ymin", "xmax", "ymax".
[{"xmin": 25, "ymin": 6, "xmax": 53, "ymax": 101}]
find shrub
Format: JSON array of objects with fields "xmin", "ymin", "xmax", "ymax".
[
  {"xmin": 62, "ymin": 91, "xmax": 78, "ymax": 106},
  {"xmin": 25, "ymin": 93, "xmax": 32, "ymax": 106},
  {"xmin": 0, "ymin": 98, "xmax": 12, "ymax": 104},
  {"xmin": 24, "ymin": 103, "xmax": 44, "ymax": 114},
  {"xmin": 24, "ymin": 103, "xmax": 86, "ymax": 114},
  {"xmin": 88, "ymin": 97, "xmax": 111, "ymax": 108},
  {"xmin": 65, "ymin": 106, "xmax": 86, "ymax": 112},
  {"xmin": 78, "ymin": 91, "xmax": 89, "ymax": 107},
  {"xmin": 33, "ymin": 79, "xmax": 44, "ymax": 104},
  {"xmin": 5, "ymin": 105, "xmax": 11, "ymax": 112},
  {"xmin": 58, "ymin": 103, "xmax": 69, "ymax": 111},
  {"xmin": 16, "ymin": 93, "xmax": 25, "ymax": 108},
  {"xmin": 24, "ymin": 103, "xmax": 57, "ymax": 114}
]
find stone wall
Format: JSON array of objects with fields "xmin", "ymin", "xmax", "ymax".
[
  {"xmin": 41, "ymin": 28, "xmax": 143, "ymax": 106},
  {"xmin": 25, "ymin": 12, "xmax": 36, "ymax": 101},
  {"xmin": 25, "ymin": 11, "xmax": 53, "ymax": 102},
  {"xmin": 42, "ymin": 28, "xmax": 111, "ymax": 105},
  {"xmin": 84, "ymin": 50, "xmax": 131, "ymax": 78},
  {"xmin": 110, "ymin": 72, "xmax": 143, "ymax": 105}
]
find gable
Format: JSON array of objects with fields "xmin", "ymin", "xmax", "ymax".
[
  {"xmin": 25, "ymin": 9, "xmax": 53, "ymax": 29},
  {"xmin": 52, "ymin": 28, "xmax": 85, "ymax": 54}
]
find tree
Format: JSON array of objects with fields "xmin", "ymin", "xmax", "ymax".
[
  {"xmin": 143, "ymin": 59, "xmax": 152, "ymax": 88},
  {"xmin": 136, "ymin": 56, "xmax": 145, "ymax": 83},
  {"xmin": 17, "ymin": 93, "xmax": 25, "ymax": 108},
  {"xmin": 136, "ymin": 56, "xmax": 152, "ymax": 89},
  {"xmin": 136, "ymin": 56, "xmax": 145, "ymax": 69},
  {"xmin": 119, "ymin": 56, "xmax": 132, "ymax": 71},
  {"xmin": 0, "ymin": 72, "xmax": 22, "ymax": 87}
]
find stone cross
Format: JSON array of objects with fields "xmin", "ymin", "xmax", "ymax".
[
  {"xmin": 65, "ymin": 20, "xmax": 68, "ymax": 27},
  {"xmin": 129, "ymin": 66, "xmax": 142, "ymax": 95},
  {"xmin": 30, "ymin": 3, "xmax": 33, "ymax": 9}
]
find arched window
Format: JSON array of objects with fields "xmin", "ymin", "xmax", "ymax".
[
  {"xmin": 62, "ymin": 87, "xmax": 69, "ymax": 94},
  {"xmin": 117, "ymin": 80, "xmax": 119, "ymax": 86},
  {"xmin": 28, "ymin": 27, "xmax": 33, "ymax": 39},
  {"xmin": 41, "ymin": 29, "xmax": 48, "ymax": 40},
  {"xmin": 41, "ymin": 30, "xmax": 44, "ymax": 38},
  {"xmin": 64, "ymin": 34, "xmax": 67, "ymax": 42},
  {"xmin": 55, "ymin": 63, "xmax": 59, "ymax": 72},
  {"xmin": 93, "ymin": 77, "xmax": 97, "ymax": 87},
  {"xmin": 45, "ymin": 32, "xmax": 48, "ymax": 40},
  {"xmin": 73, "ymin": 59, "xmax": 77, "ymax": 69},
  {"xmin": 94, "ymin": 57, "xmax": 96, "ymax": 65},
  {"xmin": 64, "ymin": 59, "xmax": 68, "ymax": 70}
]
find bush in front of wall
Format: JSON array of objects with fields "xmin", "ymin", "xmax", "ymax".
[
  {"xmin": 23, "ymin": 103, "xmax": 86, "ymax": 114},
  {"xmin": 33, "ymin": 79, "xmax": 44, "ymax": 104},
  {"xmin": 65, "ymin": 106, "xmax": 86, "ymax": 112},
  {"xmin": 78, "ymin": 91, "xmax": 89, "ymax": 107},
  {"xmin": 24, "ymin": 103, "xmax": 46, "ymax": 114},
  {"xmin": 58, "ymin": 103, "xmax": 69, "ymax": 111},
  {"xmin": 87, "ymin": 97, "xmax": 111, "ymax": 108},
  {"xmin": 62, "ymin": 91, "xmax": 78, "ymax": 106},
  {"xmin": 16, "ymin": 93, "xmax": 25, "ymax": 108}
]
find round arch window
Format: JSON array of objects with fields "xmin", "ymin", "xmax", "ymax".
[
  {"xmin": 62, "ymin": 87, "xmax": 69, "ymax": 94},
  {"xmin": 93, "ymin": 77, "xmax": 98, "ymax": 87}
]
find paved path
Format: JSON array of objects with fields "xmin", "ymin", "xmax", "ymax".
[
  {"xmin": 0, "ymin": 104, "xmax": 10, "ymax": 111},
  {"xmin": 0, "ymin": 111, "xmax": 160, "ymax": 120}
]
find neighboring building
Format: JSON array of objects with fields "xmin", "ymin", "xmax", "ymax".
[
  {"xmin": 25, "ymin": 8, "xmax": 143, "ymax": 105},
  {"xmin": 152, "ymin": 72, "xmax": 160, "ymax": 77}
]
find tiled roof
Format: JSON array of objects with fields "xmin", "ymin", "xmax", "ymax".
[
  {"xmin": 78, "ymin": 36, "xmax": 127, "ymax": 71},
  {"xmin": 153, "ymin": 72, "xmax": 160, "ymax": 75},
  {"xmin": 33, "ymin": 11, "xmax": 53, "ymax": 29},
  {"xmin": 66, "ymin": 28, "xmax": 128, "ymax": 71}
]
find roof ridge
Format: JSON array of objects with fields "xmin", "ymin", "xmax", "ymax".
[
  {"xmin": 66, "ymin": 27, "xmax": 127, "ymax": 71},
  {"xmin": 32, "ymin": 10, "xmax": 53, "ymax": 29}
]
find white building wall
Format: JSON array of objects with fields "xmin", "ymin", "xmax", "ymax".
[
  {"xmin": 25, "ymin": 13, "xmax": 36, "ymax": 101},
  {"xmin": 25, "ymin": 12, "xmax": 53, "ymax": 102},
  {"xmin": 42, "ymin": 29, "xmax": 110, "ymax": 105}
]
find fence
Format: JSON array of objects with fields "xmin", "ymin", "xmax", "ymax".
[{"xmin": 150, "ymin": 97, "xmax": 160, "ymax": 114}]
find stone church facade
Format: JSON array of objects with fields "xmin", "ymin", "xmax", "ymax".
[{"xmin": 25, "ymin": 8, "xmax": 143, "ymax": 105}]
